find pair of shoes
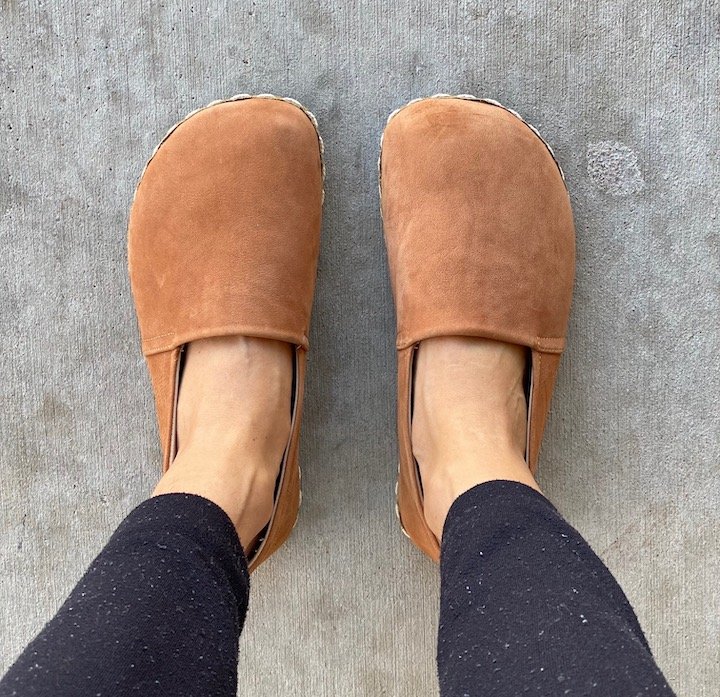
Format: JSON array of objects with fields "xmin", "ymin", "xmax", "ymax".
[{"xmin": 128, "ymin": 93, "xmax": 575, "ymax": 572}]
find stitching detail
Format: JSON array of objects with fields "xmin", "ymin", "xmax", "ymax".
[
  {"xmin": 143, "ymin": 341, "xmax": 178, "ymax": 353},
  {"xmin": 142, "ymin": 327, "xmax": 309, "ymax": 355},
  {"xmin": 534, "ymin": 337, "xmax": 565, "ymax": 353},
  {"xmin": 143, "ymin": 331, "xmax": 175, "ymax": 341},
  {"xmin": 396, "ymin": 332, "xmax": 566, "ymax": 353}
]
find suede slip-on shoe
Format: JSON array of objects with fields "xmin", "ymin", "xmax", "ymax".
[
  {"xmin": 128, "ymin": 94, "xmax": 324, "ymax": 572},
  {"xmin": 379, "ymin": 94, "xmax": 575, "ymax": 562}
]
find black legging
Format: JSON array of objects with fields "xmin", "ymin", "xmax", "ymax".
[{"xmin": 0, "ymin": 482, "xmax": 675, "ymax": 697}]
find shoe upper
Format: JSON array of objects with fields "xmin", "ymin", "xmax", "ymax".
[
  {"xmin": 129, "ymin": 97, "xmax": 324, "ymax": 359},
  {"xmin": 380, "ymin": 97, "xmax": 575, "ymax": 354}
]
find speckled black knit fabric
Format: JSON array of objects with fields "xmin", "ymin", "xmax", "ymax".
[
  {"xmin": 437, "ymin": 480, "xmax": 676, "ymax": 697},
  {"xmin": 0, "ymin": 494, "xmax": 248, "ymax": 697}
]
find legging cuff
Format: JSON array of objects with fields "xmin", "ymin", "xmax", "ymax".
[
  {"xmin": 441, "ymin": 479, "xmax": 555, "ymax": 554},
  {"xmin": 110, "ymin": 493, "xmax": 249, "ymax": 608}
]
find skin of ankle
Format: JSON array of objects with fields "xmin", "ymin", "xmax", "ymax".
[
  {"xmin": 151, "ymin": 336, "xmax": 293, "ymax": 551},
  {"xmin": 411, "ymin": 336, "xmax": 541, "ymax": 539}
]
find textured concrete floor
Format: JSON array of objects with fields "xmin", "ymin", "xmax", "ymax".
[{"xmin": 1, "ymin": 1, "xmax": 718, "ymax": 695}]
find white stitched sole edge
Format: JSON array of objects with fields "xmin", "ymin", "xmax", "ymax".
[
  {"xmin": 378, "ymin": 93, "xmax": 567, "ymax": 204},
  {"xmin": 133, "ymin": 92, "xmax": 326, "ymax": 204},
  {"xmin": 394, "ymin": 478, "xmax": 411, "ymax": 538}
]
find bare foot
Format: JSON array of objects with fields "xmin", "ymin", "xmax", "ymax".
[
  {"xmin": 152, "ymin": 336, "xmax": 293, "ymax": 552},
  {"xmin": 411, "ymin": 336, "xmax": 540, "ymax": 539}
]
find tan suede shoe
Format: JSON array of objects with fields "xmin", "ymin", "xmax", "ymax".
[
  {"xmin": 380, "ymin": 95, "xmax": 575, "ymax": 561},
  {"xmin": 128, "ymin": 94, "xmax": 324, "ymax": 572}
]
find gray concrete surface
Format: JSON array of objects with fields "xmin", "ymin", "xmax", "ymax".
[{"xmin": 1, "ymin": 1, "xmax": 718, "ymax": 695}]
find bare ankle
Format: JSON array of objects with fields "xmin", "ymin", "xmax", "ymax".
[
  {"xmin": 411, "ymin": 336, "xmax": 540, "ymax": 539},
  {"xmin": 152, "ymin": 335, "xmax": 293, "ymax": 552}
]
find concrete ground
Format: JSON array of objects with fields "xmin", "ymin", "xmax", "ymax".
[{"xmin": 1, "ymin": 1, "xmax": 718, "ymax": 695}]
